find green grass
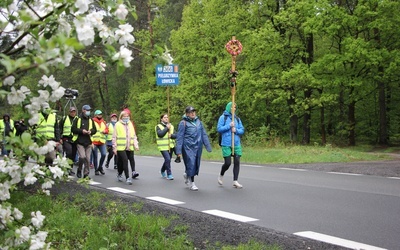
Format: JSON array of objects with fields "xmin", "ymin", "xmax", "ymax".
[
  {"xmin": 138, "ymin": 143, "xmax": 395, "ymax": 164},
  {"xmin": 3, "ymin": 190, "xmax": 280, "ymax": 250}
]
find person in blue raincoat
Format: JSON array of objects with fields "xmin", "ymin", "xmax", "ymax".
[
  {"xmin": 176, "ymin": 106, "xmax": 212, "ymax": 191},
  {"xmin": 217, "ymin": 102, "xmax": 245, "ymax": 188}
]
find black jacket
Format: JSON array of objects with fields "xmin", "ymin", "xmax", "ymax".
[{"xmin": 71, "ymin": 114, "xmax": 97, "ymax": 147}]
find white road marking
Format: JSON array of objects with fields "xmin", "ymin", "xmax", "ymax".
[
  {"xmin": 279, "ymin": 168, "xmax": 307, "ymax": 171},
  {"xmin": 242, "ymin": 164, "xmax": 263, "ymax": 168},
  {"xmin": 387, "ymin": 177, "xmax": 400, "ymax": 180},
  {"xmin": 140, "ymin": 156, "xmax": 155, "ymax": 159},
  {"xmin": 89, "ymin": 181, "xmax": 101, "ymax": 185},
  {"xmin": 107, "ymin": 187, "xmax": 136, "ymax": 194},
  {"xmin": 294, "ymin": 231, "xmax": 387, "ymax": 250},
  {"xmin": 210, "ymin": 162, "xmax": 221, "ymax": 164},
  {"xmin": 327, "ymin": 172, "xmax": 362, "ymax": 176},
  {"xmin": 202, "ymin": 209, "xmax": 259, "ymax": 222},
  {"xmin": 146, "ymin": 196, "xmax": 185, "ymax": 205}
]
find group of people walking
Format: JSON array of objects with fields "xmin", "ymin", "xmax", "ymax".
[
  {"xmin": 156, "ymin": 102, "xmax": 245, "ymax": 191},
  {"xmin": 1, "ymin": 101, "xmax": 245, "ymax": 191},
  {"xmin": 68, "ymin": 105, "xmax": 140, "ymax": 183}
]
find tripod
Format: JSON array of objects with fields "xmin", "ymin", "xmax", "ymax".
[{"xmin": 63, "ymin": 97, "xmax": 77, "ymax": 116}]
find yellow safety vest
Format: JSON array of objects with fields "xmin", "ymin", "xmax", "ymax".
[
  {"xmin": 37, "ymin": 113, "xmax": 56, "ymax": 139},
  {"xmin": 115, "ymin": 121, "xmax": 136, "ymax": 151},
  {"xmin": 62, "ymin": 116, "xmax": 75, "ymax": 137},
  {"xmin": 106, "ymin": 123, "xmax": 115, "ymax": 141},
  {"xmin": 0, "ymin": 119, "xmax": 15, "ymax": 140},
  {"xmin": 92, "ymin": 120, "xmax": 106, "ymax": 144},
  {"xmin": 155, "ymin": 124, "xmax": 174, "ymax": 151},
  {"xmin": 72, "ymin": 118, "xmax": 93, "ymax": 142}
]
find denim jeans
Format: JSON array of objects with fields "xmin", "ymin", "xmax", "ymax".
[
  {"xmin": 160, "ymin": 150, "xmax": 173, "ymax": 175},
  {"xmin": 92, "ymin": 144, "xmax": 107, "ymax": 171}
]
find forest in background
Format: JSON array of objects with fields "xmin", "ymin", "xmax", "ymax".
[{"xmin": 2, "ymin": 0, "xmax": 400, "ymax": 147}]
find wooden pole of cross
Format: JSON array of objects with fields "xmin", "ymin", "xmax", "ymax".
[{"xmin": 225, "ymin": 36, "xmax": 243, "ymax": 154}]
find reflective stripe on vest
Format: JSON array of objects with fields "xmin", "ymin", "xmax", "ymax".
[
  {"xmin": 72, "ymin": 118, "xmax": 93, "ymax": 142},
  {"xmin": 115, "ymin": 122, "xmax": 136, "ymax": 151},
  {"xmin": 155, "ymin": 124, "xmax": 174, "ymax": 151},
  {"xmin": 92, "ymin": 121, "xmax": 106, "ymax": 143},
  {"xmin": 37, "ymin": 113, "xmax": 56, "ymax": 139}
]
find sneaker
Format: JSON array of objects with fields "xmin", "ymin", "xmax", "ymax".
[
  {"xmin": 174, "ymin": 157, "xmax": 181, "ymax": 163},
  {"xmin": 76, "ymin": 171, "xmax": 82, "ymax": 178},
  {"xmin": 114, "ymin": 165, "xmax": 117, "ymax": 169},
  {"xmin": 132, "ymin": 171, "xmax": 139, "ymax": 179},
  {"xmin": 161, "ymin": 171, "xmax": 167, "ymax": 178},
  {"xmin": 95, "ymin": 171, "xmax": 100, "ymax": 175},
  {"xmin": 190, "ymin": 182, "xmax": 198, "ymax": 191},
  {"xmin": 167, "ymin": 174, "xmax": 174, "ymax": 180},
  {"xmin": 105, "ymin": 162, "xmax": 109, "ymax": 168},
  {"xmin": 126, "ymin": 177, "xmax": 132, "ymax": 185},
  {"xmin": 183, "ymin": 173, "xmax": 189, "ymax": 186},
  {"xmin": 218, "ymin": 175, "xmax": 223, "ymax": 185},
  {"xmin": 233, "ymin": 181, "xmax": 243, "ymax": 189},
  {"xmin": 117, "ymin": 175, "xmax": 123, "ymax": 182},
  {"xmin": 100, "ymin": 169, "xmax": 105, "ymax": 175}
]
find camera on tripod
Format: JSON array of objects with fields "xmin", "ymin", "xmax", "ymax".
[{"xmin": 64, "ymin": 88, "xmax": 79, "ymax": 99}]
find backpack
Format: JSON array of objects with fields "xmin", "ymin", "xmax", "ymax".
[{"xmin": 218, "ymin": 115, "xmax": 239, "ymax": 146}]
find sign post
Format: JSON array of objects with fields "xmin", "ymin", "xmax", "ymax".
[
  {"xmin": 225, "ymin": 36, "xmax": 243, "ymax": 153},
  {"xmin": 156, "ymin": 64, "xmax": 180, "ymax": 149}
]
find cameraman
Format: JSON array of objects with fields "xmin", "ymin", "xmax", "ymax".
[{"xmin": 60, "ymin": 107, "xmax": 78, "ymax": 175}]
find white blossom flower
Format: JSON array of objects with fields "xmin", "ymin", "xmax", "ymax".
[
  {"xmin": 73, "ymin": 17, "xmax": 95, "ymax": 46},
  {"xmin": 24, "ymin": 173, "xmax": 38, "ymax": 186},
  {"xmin": 16, "ymin": 226, "xmax": 31, "ymax": 242},
  {"xmin": 0, "ymin": 206, "xmax": 12, "ymax": 224},
  {"xmin": 99, "ymin": 26, "xmax": 115, "ymax": 44},
  {"xmin": 43, "ymin": 190, "xmax": 50, "ymax": 196},
  {"xmin": 74, "ymin": 0, "xmax": 92, "ymax": 14},
  {"xmin": 42, "ymin": 179, "xmax": 54, "ymax": 189},
  {"xmin": 7, "ymin": 86, "xmax": 31, "ymax": 105},
  {"xmin": 48, "ymin": 166, "xmax": 64, "ymax": 179},
  {"xmin": 112, "ymin": 46, "xmax": 133, "ymax": 67},
  {"xmin": 31, "ymin": 211, "xmax": 45, "ymax": 228},
  {"xmin": 98, "ymin": 62, "xmax": 106, "ymax": 72},
  {"xmin": 58, "ymin": 18, "xmax": 72, "ymax": 36},
  {"xmin": 0, "ymin": 182, "xmax": 11, "ymax": 200},
  {"xmin": 87, "ymin": 11, "xmax": 104, "ymax": 30},
  {"xmin": 38, "ymin": 75, "xmax": 60, "ymax": 90},
  {"xmin": 114, "ymin": 24, "xmax": 134, "ymax": 46},
  {"xmin": 3, "ymin": 76, "xmax": 15, "ymax": 86},
  {"xmin": 13, "ymin": 208, "xmax": 23, "ymax": 220},
  {"xmin": 49, "ymin": 87, "xmax": 65, "ymax": 102},
  {"xmin": 114, "ymin": 4, "xmax": 128, "ymax": 20},
  {"xmin": 28, "ymin": 113, "xmax": 40, "ymax": 126}
]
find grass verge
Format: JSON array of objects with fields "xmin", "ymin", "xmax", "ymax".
[{"xmin": 4, "ymin": 188, "xmax": 281, "ymax": 250}]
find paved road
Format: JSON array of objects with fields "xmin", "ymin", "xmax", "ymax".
[{"xmin": 80, "ymin": 155, "xmax": 400, "ymax": 250}]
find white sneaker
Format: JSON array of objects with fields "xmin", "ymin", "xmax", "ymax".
[
  {"xmin": 126, "ymin": 177, "xmax": 132, "ymax": 185},
  {"xmin": 218, "ymin": 175, "xmax": 223, "ymax": 185},
  {"xmin": 190, "ymin": 182, "xmax": 198, "ymax": 191},
  {"xmin": 117, "ymin": 175, "xmax": 123, "ymax": 182},
  {"xmin": 183, "ymin": 173, "xmax": 189, "ymax": 186},
  {"xmin": 233, "ymin": 181, "xmax": 243, "ymax": 189}
]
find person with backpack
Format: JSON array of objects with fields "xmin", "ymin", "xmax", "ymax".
[
  {"xmin": 217, "ymin": 102, "xmax": 245, "ymax": 188},
  {"xmin": 176, "ymin": 106, "xmax": 212, "ymax": 191},
  {"xmin": 71, "ymin": 104, "xmax": 97, "ymax": 179}
]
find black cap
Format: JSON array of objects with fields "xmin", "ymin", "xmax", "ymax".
[{"xmin": 185, "ymin": 106, "xmax": 196, "ymax": 113}]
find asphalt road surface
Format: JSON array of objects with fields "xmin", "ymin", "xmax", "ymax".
[{"xmin": 78, "ymin": 155, "xmax": 400, "ymax": 250}]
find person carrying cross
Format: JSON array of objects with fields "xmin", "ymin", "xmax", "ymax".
[{"xmin": 217, "ymin": 102, "xmax": 245, "ymax": 188}]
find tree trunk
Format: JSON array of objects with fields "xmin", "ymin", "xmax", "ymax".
[
  {"xmin": 287, "ymin": 96, "xmax": 298, "ymax": 142},
  {"xmin": 348, "ymin": 98, "xmax": 356, "ymax": 146},
  {"xmin": 377, "ymin": 78, "xmax": 388, "ymax": 145},
  {"xmin": 302, "ymin": 89, "xmax": 312, "ymax": 145}
]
